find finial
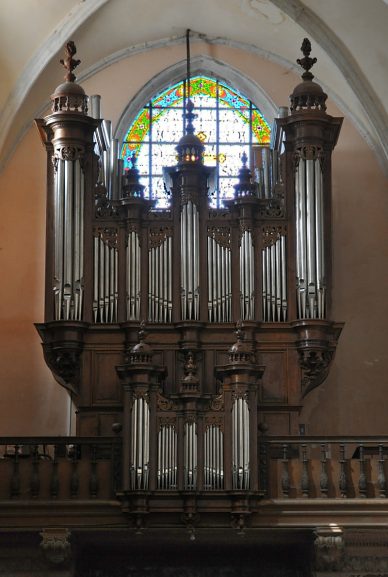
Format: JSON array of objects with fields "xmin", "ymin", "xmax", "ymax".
[
  {"xmin": 138, "ymin": 320, "xmax": 146, "ymax": 342},
  {"xmin": 60, "ymin": 41, "xmax": 81, "ymax": 83},
  {"xmin": 130, "ymin": 152, "xmax": 137, "ymax": 168},
  {"xmin": 241, "ymin": 151, "xmax": 248, "ymax": 168},
  {"xmin": 296, "ymin": 38, "xmax": 317, "ymax": 81},
  {"xmin": 185, "ymin": 98, "xmax": 196, "ymax": 135},
  {"xmin": 235, "ymin": 320, "xmax": 244, "ymax": 343}
]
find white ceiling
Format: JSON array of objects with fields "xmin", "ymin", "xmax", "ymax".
[{"xmin": 0, "ymin": 0, "xmax": 387, "ymax": 173}]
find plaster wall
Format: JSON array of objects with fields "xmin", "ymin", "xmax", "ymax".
[{"xmin": 0, "ymin": 43, "xmax": 386, "ymax": 435}]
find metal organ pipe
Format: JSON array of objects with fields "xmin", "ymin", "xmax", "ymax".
[
  {"xmin": 93, "ymin": 228, "xmax": 118, "ymax": 323},
  {"xmin": 130, "ymin": 396, "xmax": 150, "ymax": 490},
  {"xmin": 207, "ymin": 232, "xmax": 231, "ymax": 323},
  {"xmin": 295, "ymin": 154, "xmax": 325, "ymax": 319},
  {"xmin": 184, "ymin": 421, "xmax": 197, "ymax": 490},
  {"xmin": 204, "ymin": 425, "xmax": 224, "ymax": 490},
  {"xmin": 148, "ymin": 234, "xmax": 172, "ymax": 323},
  {"xmin": 232, "ymin": 397, "xmax": 250, "ymax": 490},
  {"xmin": 157, "ymin": 425, "xmax": 177, "ymax": 489},
  {"xmin": 53, "ymin": 159, "xmax": 84, "ymax": 321},
  {"xmin": 127, "ymin": 231, "xmax": 141, "ymax": 321},
  {"xmin": 240, "ymin": 230, "xmax": 254, "ymax": 320},
  {"xmin": 181, "ymin": 201, "xmax": 199, "ymax": 320}
]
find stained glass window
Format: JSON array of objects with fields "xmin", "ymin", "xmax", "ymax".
[{"xmin": 121, "ymin": 76, "xmax": 271, "ymax": 208}]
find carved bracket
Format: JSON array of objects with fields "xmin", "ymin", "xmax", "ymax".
[
  {"xmin": 314, "ymin": 527, "xmax": 344, "ymax": 572},
  {"xmin": 298, "ymin": 348, "xmax": 334, "ymax": 397},
  {"xmin": 293, "ymin": 320, "xmax": 343, "ymax": 398},
  {"xmin": 40, "ymin": 528, "xmax": 71, "ymax": 565},
  {"xmin": 35, "ymin": 321, "xmax": 88, "ymax": 395}
]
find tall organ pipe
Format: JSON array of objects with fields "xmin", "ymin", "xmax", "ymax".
[
  {"xmin": 127, "ymin": 231, "xmax": 141, "ymax": 321},
  {"xmin": 240, "ymin": 230, "xmax": 254, "ymax": 320},
  {"xmin": 181, "ymin": 201, "xmax": 199, "ymax": 320}
]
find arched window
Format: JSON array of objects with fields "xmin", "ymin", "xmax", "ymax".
[{"xmin": 121, "ymin": 76, "xmax": 271, "ymax": 207}]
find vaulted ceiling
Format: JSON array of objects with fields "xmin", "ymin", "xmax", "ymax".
[{"xmin": 1, "ymin": 0, "xmax": 387, "ymax": 173}]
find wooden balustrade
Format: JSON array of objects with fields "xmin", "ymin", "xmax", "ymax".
[
  {"xmin": 0, "ymin": 437, "xmax": 121, "ymax": 501},
  {"xmin": 263, "ymin": 436, "xmax": 388, "ymax": 499},
  {"xmin": 2, "ymin": 435, "xmax": 388, "ymax": 502}
]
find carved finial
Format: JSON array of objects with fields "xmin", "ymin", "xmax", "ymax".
[
  {"xmin": 181, "ymin": 351, "xmax": 199, "ymax": 390},
  {"xmin": 60, "ymin": 41, "xmax": 81, "ymax": 83},
  {"xmin": 241, "ymin": 151, "xmax": 248, "ymax": 168},
  {"xmin": 138, "ymin": 320, "xmax": 146, "ymax": 343},
  {"xmin": 235, "ymin": 320, "xmax": 244, "ymax": 343},
  {"xmin": 297, "ymin": 38, "xmax": 317, "ymax": 81}
]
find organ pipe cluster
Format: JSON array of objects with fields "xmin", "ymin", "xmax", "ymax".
[
  {"xmin": 295, "ymin": 149, "xmax": 325, "ymax": 319},
  {"xmin": 53, "ymin": 158, "xmax": 84, "ymax": 321},
  {"xmin": 262, "ymin": 231, "xmax": 287, "ymax": 322},
  {"xmin": 93, "ymin": 228, "xmax": 118, "ymax": 323},
  {"xmin": 148, "ymin": 231, "xmax": 173, "ymax": 323},
  {"xmin": 157, "ymin": 424, "xmax": 177, "ymax": 489},
  {"xmin": 204, "ymin": 424, "xmax": 224, "ymax": 489},
  {"xmin": 232, "ymin": 396, "xmax": 250, "ymax": 490},
  {"xmin": 130, "ymin": 396, "xmax": 150, "ymax": 490},
  {"xmin": 207, "ymin": 230, "xmax": 232, "ymax": 322}
]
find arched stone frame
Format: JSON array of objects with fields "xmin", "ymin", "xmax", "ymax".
[{"xmin": 114, "ymin": 54, "xmax": 279, "ymax": 146}]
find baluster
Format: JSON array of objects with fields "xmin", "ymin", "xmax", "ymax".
[
  {"xmin": 281, "ymin": 444, "xmax": 290, "ymax": 498},
  {"xmin": 358, "ymin": 444, "xmax": 367, "ymax": 498},
  {"xmin": 30, "ymin": 445, "xmax": 40, "ymax": 498},
  {"xmin": 320, "ymin": 444, "xmax": 328, "ymax": 498},
  {"xmin": 89, "ymin": 445, "xmax": 99, "ymax": 498},
  {"xmin": 70, "ymin": 445, "xmax": 79, "ymax": 498},
  {"xmin": 300, "ymin": 444, "xmax": 309, "ymax": 497},
  {"xmin": 378, "ymin": 444, "xmax": 386, "ymax": 498},
  {"xmin": 50, "ymin": 445, "xmax": 59, "ymax": 498},
  {"xmin": 339, "ymin": 444, "xmax": 348, "ymax": 498},
  {"xmin": 10, "ymin": 445, "xmax": 20, "ymax": 499}
]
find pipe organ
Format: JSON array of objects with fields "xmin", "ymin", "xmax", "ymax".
[{"xmin": 36, "ymin": 39, "xmax": 344, "ymax": 516}]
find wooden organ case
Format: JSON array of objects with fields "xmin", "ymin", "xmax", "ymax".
[{"xmin": 35, "ymin": 39, "xmax": 343, "ymax": 524}]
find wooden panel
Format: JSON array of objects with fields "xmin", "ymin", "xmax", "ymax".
[
  {"xmin": 92, "ymin": 352, "xmax": 122, "ymax": 404},
  {"xmin": 261, "ymin": 412, "xmax": 291, "ymax": 436},
  {"xmin": 260, "ymin": 350, "xmax": 288, "ymax": 402}
]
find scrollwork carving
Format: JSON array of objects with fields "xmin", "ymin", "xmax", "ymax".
[
  {"xmin": 262, "ymin": 225, "xmax": 287, "ymax": 248},
  {"xmin": 207, "ymin": 226, "xmax": 231, "ymax": 248},
  {"xmin": 94, "ymin": 226, "xmax": 118, "ymax": 248},
  {"xmin": 149, "ymin": 226, "xmax": 173, "ymax": 249}
]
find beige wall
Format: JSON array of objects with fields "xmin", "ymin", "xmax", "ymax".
[{"xmin": 0, "ymin": 43, "xmax": 386, "ymax": 435}]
